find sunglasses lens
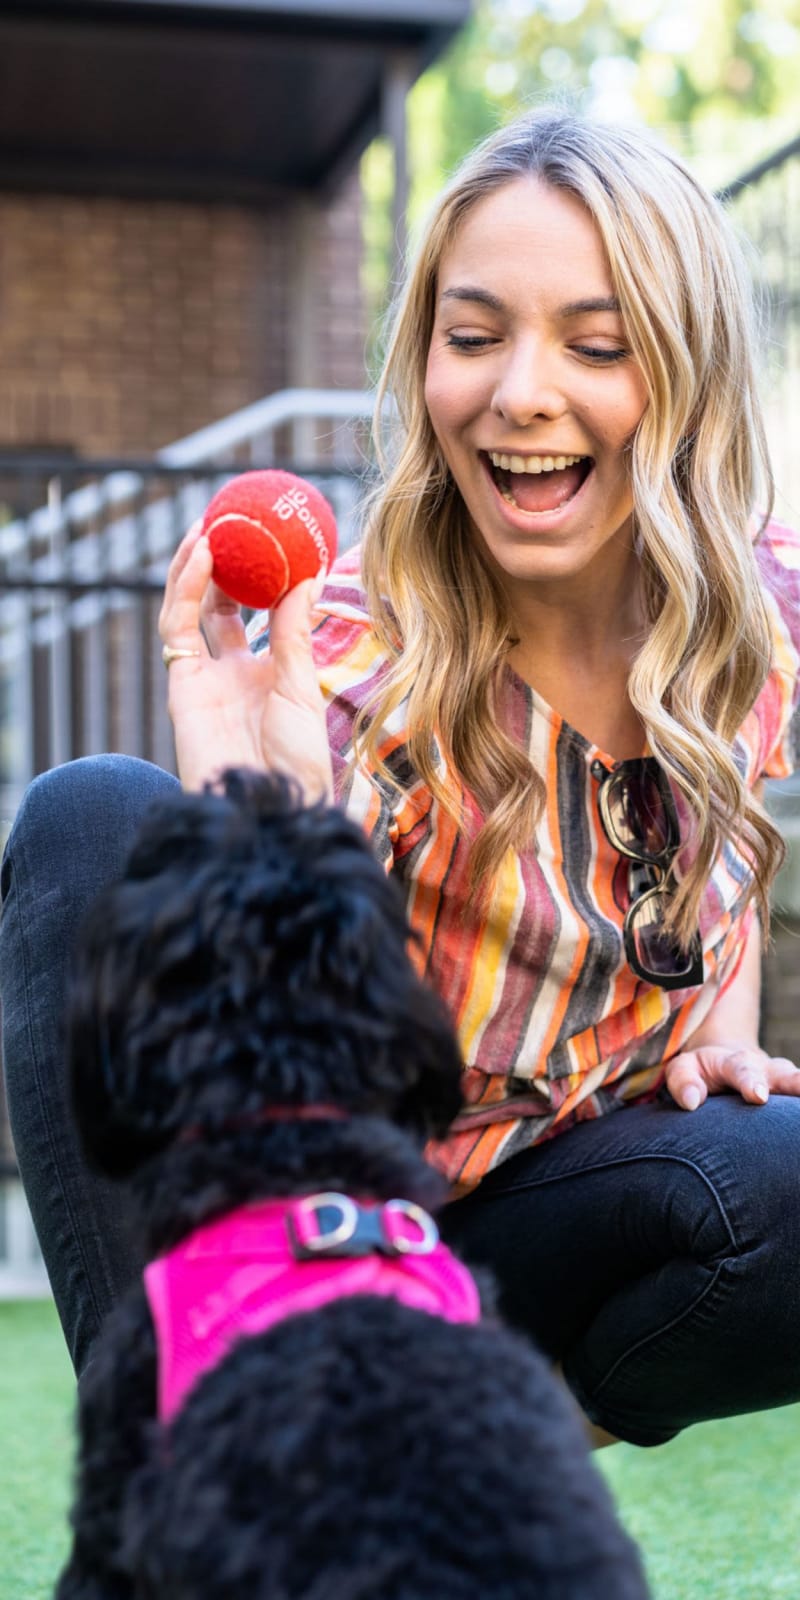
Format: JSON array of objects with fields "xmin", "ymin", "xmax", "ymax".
[
  {"xmin": 627, "ymin": 890, "xmax": 697, "ymax": 980},
  {"xmin": 605, "ymin": 764, "xmax": 674, "ymax": 860}
]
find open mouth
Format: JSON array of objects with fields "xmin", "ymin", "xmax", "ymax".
[{"xmin": 484, "ymin": 450, "xmax": 593, "ymax": 514}]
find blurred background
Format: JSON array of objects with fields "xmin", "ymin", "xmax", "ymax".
[{"xmin": 0, "ymin": 0, "xmax": 798, "ymax": 1290}]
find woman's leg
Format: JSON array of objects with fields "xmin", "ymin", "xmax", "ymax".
[
  {"xmin": 0, "ymin": 755, "xmax": 180, "ymax": 1376},
  {"xmin": 440, "ymin": 1092, "xmax": 800, "ymax": 1446}
]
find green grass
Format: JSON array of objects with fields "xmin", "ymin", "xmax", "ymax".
[
  {"xmin": 599, "ymin": 1409, "xmax": 800, "ymax": 1598},
  {"xmin": 2, "ymin": 1298, "xmax": 799, "ymax": 1599},
  {"xmin": 0, "ymin": 1301, "xmax": 73, "ymax": 1600}
]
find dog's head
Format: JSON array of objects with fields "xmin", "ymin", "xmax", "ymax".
[{"xmin": 68, "ymin": 769, "xmax": 464, "ymax": 1178}]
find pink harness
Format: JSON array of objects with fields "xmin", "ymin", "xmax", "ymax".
[{"xmin": 144, "ymin": 1192, "xmax": 481, "ymax": 1423}]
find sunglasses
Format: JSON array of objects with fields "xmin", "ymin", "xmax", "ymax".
[{"xmin": 594, "ymin": 757, "xmax": 704, "ymax": 991}]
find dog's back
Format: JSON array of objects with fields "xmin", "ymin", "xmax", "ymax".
[{"xmin": 110, "ymin": 1293, "xmax": 646, "ymax": 1600}]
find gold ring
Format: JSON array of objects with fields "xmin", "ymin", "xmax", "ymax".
[{"xmin": 162, "ymin": 644, "xmax": 202, "ymax": 668}]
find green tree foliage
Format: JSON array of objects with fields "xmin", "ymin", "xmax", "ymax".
[
  {"xmin": 362, "ymin": 0, "xmax": 800, "ymax": 340},
  {"xmin": 409, "ymin": 0, "xmax": 800, "ymax": 191}
]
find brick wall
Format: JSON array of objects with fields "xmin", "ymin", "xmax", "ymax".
[
  {"xmin": 0, "ymin": 174, "xmax": 366, "ymax": 457},
  {"xmin": 313, "ymin": 182, "xmax": 371, "ymax": 394}
]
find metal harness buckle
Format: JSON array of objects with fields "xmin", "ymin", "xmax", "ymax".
[{"xmin": 287, "ymin": 1192, "xmax": 439, "ymax": 1261}]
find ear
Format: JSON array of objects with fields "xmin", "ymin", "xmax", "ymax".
[
  {"xmin": 299, "ymin": 866, "xmax": 464, "ymax": 1139},
  {"xmin": 389, "ymin": 973, "xmax": 465, "ymax": 1140}
]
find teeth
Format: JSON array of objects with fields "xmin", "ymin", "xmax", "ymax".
[{"xmin": 489, "ymin": 451, "xmax": 584, "ymax": 473}]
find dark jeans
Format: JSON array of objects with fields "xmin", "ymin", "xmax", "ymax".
[{"xmin": 2, "ymin": 756, "xmax": 800, "ymax": 1444}]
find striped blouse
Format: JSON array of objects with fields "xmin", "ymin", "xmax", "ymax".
[{"xmin": 250, "ymin": 518, "xmax": 800, "ymax": 1195}]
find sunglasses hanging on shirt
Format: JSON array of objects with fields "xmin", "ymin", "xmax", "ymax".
[{"xmin": 593, "ymin": 756, "xmax": 704, "ymax": 992}]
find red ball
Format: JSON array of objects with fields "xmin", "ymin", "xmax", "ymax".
[{"xmin": 202, "ymin": 469, "xmax": 338, "ymax": 609}]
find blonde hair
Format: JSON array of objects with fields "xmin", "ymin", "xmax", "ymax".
[{"xmin": 357, "ymin": 108, "xmax": 783, "ymax": 944}]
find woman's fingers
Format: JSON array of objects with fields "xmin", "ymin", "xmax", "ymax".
[
  {"xmin": 712, "ymin": 1049, "xmax": 771, "ymax": 1104},
  {"xmin": 757, "ymin": 1057, "xmax": 800, "ymax": 1096},
  {"xmin": 708, "ymin": 1048, "xmax": 800, "ymax": 1103},
  {"xmin": 163, "ymin": 525, "xmax": 251, "ymax": 658},
  {"xmin": 159, "ymin": 533, "xmax": 214, "ymax": 654},
  {"xmin": 159, "ymin": 522, "xmax": 205, "ymax": 632},
  {"xmin": 665, "ymin": 1044, "xmax": 800, "ymax": 1110},
  {"xmin": 268, "ymin": 575, "xmax": 326, "ymax": 705},
  {"xmin": 262, "ymin": 575, "xmax": 333, "ymax": 802},
  {"xmin": 663, "ymin": 1054, "xmax": 709, "ymax": 1111},
  {"xmin": 162, "ymin": 526, "xmax": 322, "ymax": 666},
  {"xmin": 200, "ymin": 577, "xmax": 250, "ymax": 657},
  {"xmin": 666, "ymin": 1045, "xmax": 767, "ymax": 1109}
]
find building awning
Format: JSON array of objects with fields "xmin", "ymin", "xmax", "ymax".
[{"xmin": 0, "ymin": 1, "xmax": 471, "ymax": 200}]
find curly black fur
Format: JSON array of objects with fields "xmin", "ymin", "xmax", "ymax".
[{"xmin": 57, "ymin": 769, "xmax": 649, "ymax": 1599}]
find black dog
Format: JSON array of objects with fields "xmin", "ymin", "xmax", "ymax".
[{"xmin": 57, "ymin": 769, "xmax": 648, "ymax": 1600}]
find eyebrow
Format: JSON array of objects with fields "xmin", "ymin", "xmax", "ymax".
[
  {"xmin": 440, "ymin": 286, "xmax": 505, "ymax": 312},
  {"xmin": 439, "ymin": 287, "xmax": 622, "ymax": 317},
  {"xmin": 559, "ymin": 296, "xmax": 622, "ymax": 316}
]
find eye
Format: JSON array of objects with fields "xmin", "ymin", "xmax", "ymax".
[
  {"xmin": 445, "ymin": 333, "xmax": 498, "ymax": 352},
  {"xmin": 573, "ymin": 345, "xmax": 629, "ymax": 363}
]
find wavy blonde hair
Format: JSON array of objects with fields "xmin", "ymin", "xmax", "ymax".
[{"xmin": 357, "ymin": 109, "xmax": 783, "ymax": 944}]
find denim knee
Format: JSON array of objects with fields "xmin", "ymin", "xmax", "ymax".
[
  {"xmin": 443, "ymin": 1094, "xmax": 800, "ymax": 1445},
  {"xmin": 566, "ymin": 1096, "xmax": 800, "ymax": 1443},
  {"xmin": 2, "ymin": 755, "xmax": 179, "ymax": 895}
]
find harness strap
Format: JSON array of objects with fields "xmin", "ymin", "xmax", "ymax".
[{"xmin": 144, "ymin": 1193, "xmax": 481, "ymax": 1422}]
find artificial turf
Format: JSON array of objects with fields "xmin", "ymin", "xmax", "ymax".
[
  {"xmin": 1, "ymin": 1300, "xmax": 73, "ymax": 1600},
  {"xmin": 600, "ymin": 1404, "xmax": 800, "ymax": 1597},
  {"xmin": 2, "ymin": 1298, "xmax": 798, "ymax": 1599}
]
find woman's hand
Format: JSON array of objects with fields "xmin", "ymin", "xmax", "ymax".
[
  {"xmin": 158, "ymin": 522, "xmax": 334, "ymax": 800},
  {"xmin": 665, "ymin": 908, "xmax": 799, "ymax": 1108},
  {"xmin": 665, "ymin": 1043, "xmax": 800, "ymax": 1111}
]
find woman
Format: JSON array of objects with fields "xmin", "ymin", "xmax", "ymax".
[{"xmin": 3, "ymin": 110, "xmax": 800, "ymax": 1446}]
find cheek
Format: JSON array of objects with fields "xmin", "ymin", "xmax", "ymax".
[
  {"xmin": 423, "ymin": 356, "xmax": 455, "ymax": 439},
  {"xmin": 618, "ymin": 370, "xmax": 649, "ymax": 442},
  {"xmin": 597, "ymin": 382, "xmax": 648, "ymax": 463},
  {"xmin": 424, "ymin": 349, "xmax": 483, "ymax": 440}
]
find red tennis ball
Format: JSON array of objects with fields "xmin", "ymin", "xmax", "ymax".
[{"xmin": 202, "ymin": 469, "xmax": 338, "ymax": 610}]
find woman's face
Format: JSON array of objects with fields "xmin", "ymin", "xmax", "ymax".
[{"xmin": 424, "ymin": 178, "xmax": 649, "ymax": 593}]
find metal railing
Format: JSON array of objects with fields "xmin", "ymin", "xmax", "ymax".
[{"xmin": 0, "ymin": 389, "xmax": 374, "ymax": 831}]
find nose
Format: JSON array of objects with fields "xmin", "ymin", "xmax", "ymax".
[{"xmin": 491, "ymin": 338, "xmax": 568, "ymax": 428}]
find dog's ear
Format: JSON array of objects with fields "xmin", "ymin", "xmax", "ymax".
[
  {"xmin": 229, "ymin": 793, "xmax": 466, "ymax": 1140},
  {"xmin": 287, "ymin": 852, "xmax": 464, "ymax": 1139}
]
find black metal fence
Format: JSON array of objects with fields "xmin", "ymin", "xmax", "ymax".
[{"xmin": 0, "ymin": 457, "xmax": 364, "ymax": 830}]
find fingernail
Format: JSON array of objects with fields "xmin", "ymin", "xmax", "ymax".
[
  {"xmin": 682, "ymin": 1086, "xmax": 701, "ymax": 1111},
  {"xmin": 749, "ymin": 1081, "xmax": 769, "ymax": 1104},
  {"xmin": 310, "ymin": 568, "xmax": 327, "ymax": 604}
]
